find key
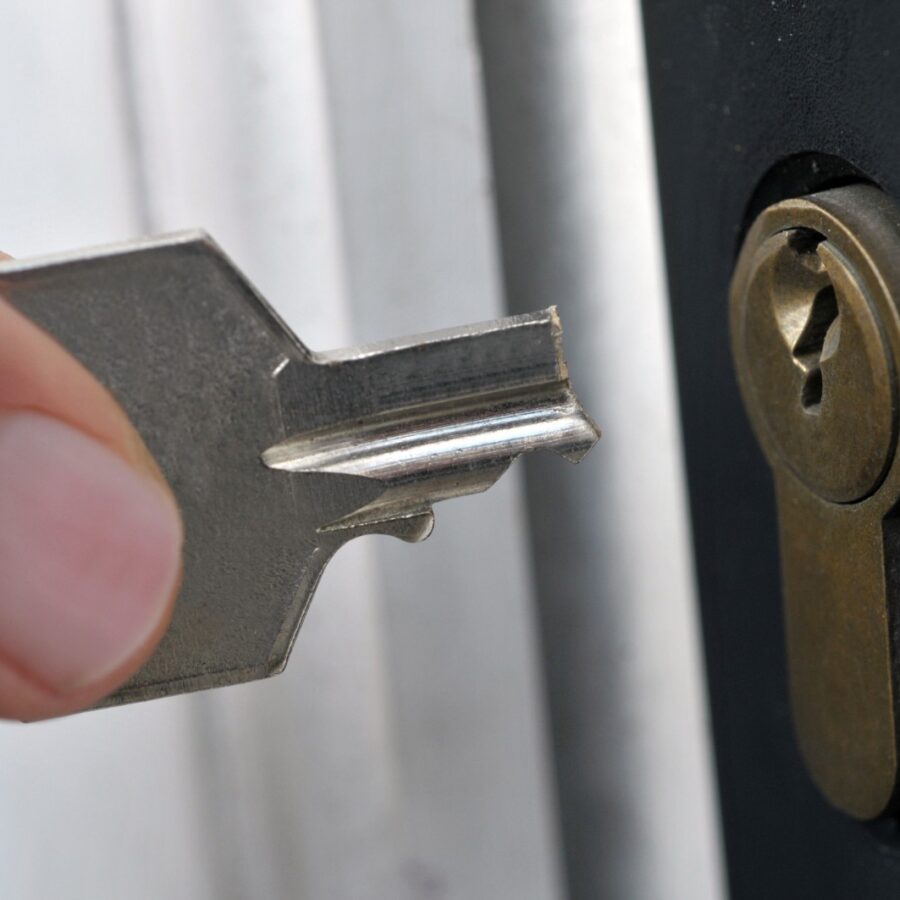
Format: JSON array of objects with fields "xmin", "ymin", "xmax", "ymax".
[{"xmin": 0, "ymin": 232, "xmax": 599, "ymax": 706}]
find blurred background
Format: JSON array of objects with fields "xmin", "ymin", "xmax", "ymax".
[{"xmin": 0, "ymin": 2, "xmax": 724, "ymax": 898}]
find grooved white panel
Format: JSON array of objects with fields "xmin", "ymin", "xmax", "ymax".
[{"xmin": 0, "ymin": 2, "xmax": 723, "ymax": 898}]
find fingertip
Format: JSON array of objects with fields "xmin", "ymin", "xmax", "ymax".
[
  {"xmin": 0, "ymin": 413, "xmax": 183, "ymax": 719},
  {"xmin": 0, "ymin": 265, "xmax": 183, "ymax": 719}
]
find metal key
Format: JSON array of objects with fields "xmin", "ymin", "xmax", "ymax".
[{"xmin": 0, "ymin": 232, "xmax": 599, "ymax": 706}]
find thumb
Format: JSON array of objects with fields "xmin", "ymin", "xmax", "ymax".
[{"xmin": 0, "ymin": 259, "xmax": 182, "ymax": 720}]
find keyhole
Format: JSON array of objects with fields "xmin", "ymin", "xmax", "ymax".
[
  {"xmin": 793, "ymin": 285, "xmax": 839, "ymax": 413},
  {"xmin": 772, "ymin": 229, "xmax": 843, "ymax": 416}
]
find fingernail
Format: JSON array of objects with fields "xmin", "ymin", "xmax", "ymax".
[{"xmin": 0, "ymin": 412, "xmax": 182, "ymax": 693}]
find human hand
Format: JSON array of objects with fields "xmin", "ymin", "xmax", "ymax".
[{"xmin": 0, "ymin": 256, "xmax": 183, "ymax": 720}]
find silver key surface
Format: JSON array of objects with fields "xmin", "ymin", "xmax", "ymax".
[{"xmin": 0, "ymin": 232, "xmax": 599, "ymax": 706}]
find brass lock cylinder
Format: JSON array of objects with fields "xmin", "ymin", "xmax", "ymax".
[{"xmin": 731, "ymin": 184, "xmax": 900, "ymax": 819}]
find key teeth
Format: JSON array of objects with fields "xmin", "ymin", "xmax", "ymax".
[
  {"xmin": 263, "ymin": 392, "xmax": 598, "ymax": 536},
  {"xmin": 322, "ymin": 508, "xmax": 436, "ymax": 543},
  {"xmin": 262, "ymin": 306, "xmax": 600, "ymax": 536}
]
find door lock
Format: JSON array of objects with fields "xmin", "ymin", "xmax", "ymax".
[{"xmin": 731, "ymin": 184, "xmax": 900, "ymax": 819}]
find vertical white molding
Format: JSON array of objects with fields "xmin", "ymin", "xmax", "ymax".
[{"xmin": 576, "ymin": 3, "xmax": 725, "ymax": 894}]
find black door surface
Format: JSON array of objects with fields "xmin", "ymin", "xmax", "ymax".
[{"xmin": 643, "ymin": 1, "xmax": 900, "ymax": 896}]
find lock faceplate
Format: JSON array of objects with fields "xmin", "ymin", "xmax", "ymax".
[{"xmin": 731, "ymin": 184, "xmax": 900, "ymax": 819}]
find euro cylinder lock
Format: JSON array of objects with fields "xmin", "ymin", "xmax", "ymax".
[{"xmin": 731, "ymin": 184, "xmax": 900, "ymax": 819}]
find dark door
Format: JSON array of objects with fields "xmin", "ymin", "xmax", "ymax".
[{"xmin": 643, "ymin": 2, "xmax": 900, "ymax": 896}]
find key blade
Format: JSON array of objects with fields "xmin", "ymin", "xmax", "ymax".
[{"xmin": 262, "ymin": 308, "xmax": 599, "ymax": 533}]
